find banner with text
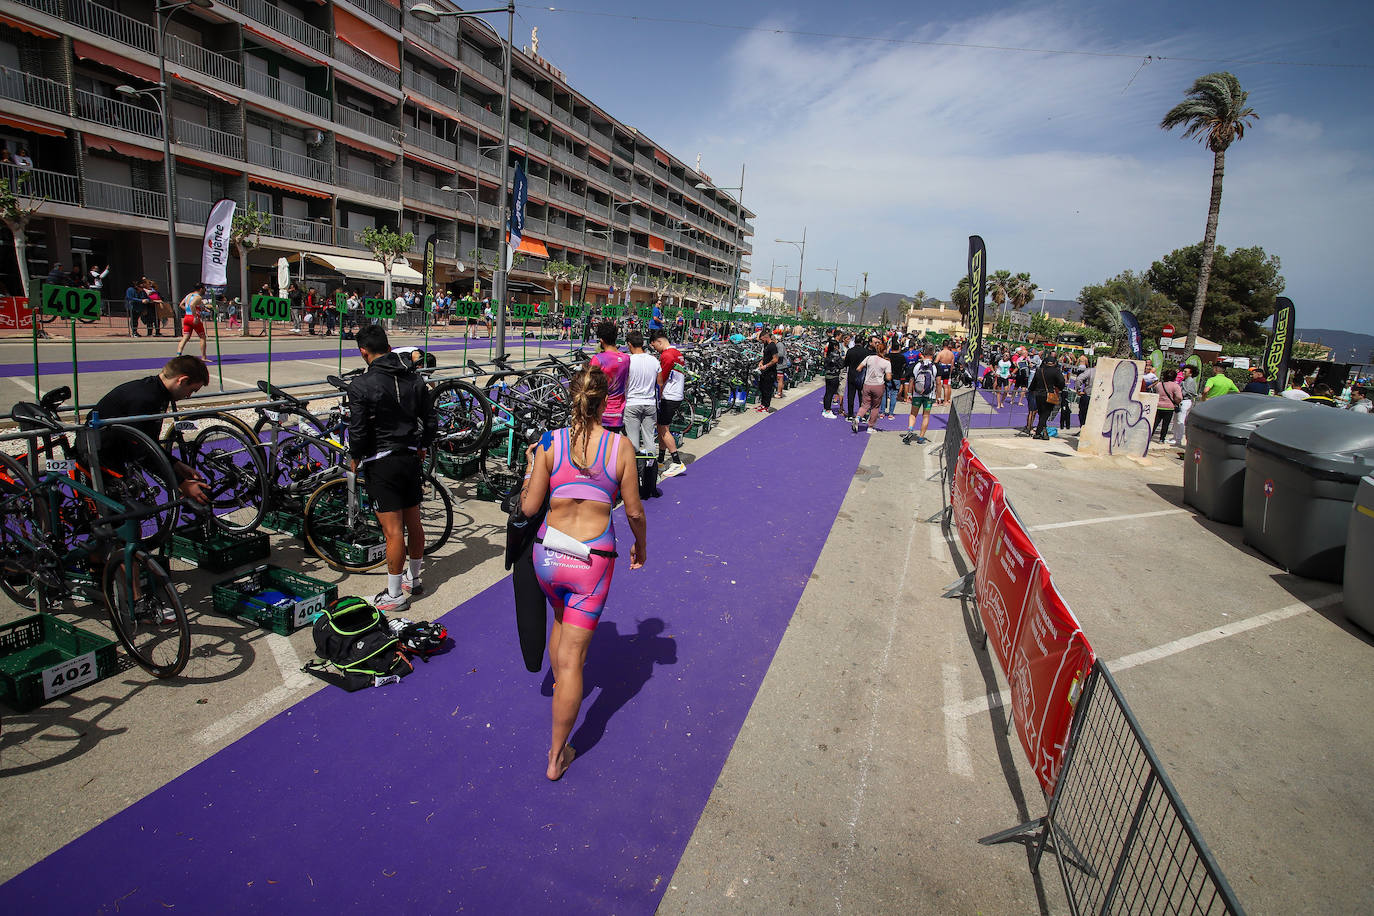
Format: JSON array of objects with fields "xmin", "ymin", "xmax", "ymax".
[
  {"xmin": 968, "ymin": 235, "xmax": 987, "ymax": 370},
  {"xmin": 975, "ymin": 493, "xmax": 1043, "ymax": 678},
  {"xmin": 1264, "ymin": 296, "xmax": 1295, "ymax": 395},
  {"xmin": 201, "ymin": 198, "xmax": 235, "ymax": 287}
]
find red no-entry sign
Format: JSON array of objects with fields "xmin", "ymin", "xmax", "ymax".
[{"xmin": 1162, "ymin": 324, "xmax": 1175, "ymax": 339}]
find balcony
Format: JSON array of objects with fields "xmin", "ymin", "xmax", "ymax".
[
  {"xmin": 338, "ymin": 0, "xmax": 401, "ymax": 31},
  {"xmin": 402, "ymin": 69, "xmax": 457, "ymax": 111},
  {"xmin": 337, "ymin": 106, "xmax": 398, "ymax": 144},
  {"xmin": 178, "ymin": 197, "xmax": 214, "ymax": 226},
  {"xmin": 242, "ymin": 0, "xmax": 331, "ymax": 56},
  {"xmin": 265, "ymin": 213, "xmax": 334, "ymax": 245},
  {"xmin": 244, "ymin": 68, "xmax": 330, "ymax": 120},
  {"xmin": 404, "ymin": 181, "xmax": 452, "ymax": 207},
  {"xmin": 246, "ymin": 138, "xmax": 331, "ymax": 183},
  {"xmin": 584, "ymin": 199, "xmax": 609, "ymax": 220},
  {"xmin": 458, "ymin": 97, "xmax": 503, "ymax": 133},
  {"xmin": 456, "ymin": 144, "xmax": 500, "ymax": 176},
  {"xmin": 165, "ymin": 34, "xmax": 243, "ymax": 87},
  {"xmin": 511, "ymin": 79, "xmax": 550, "ymax": 115},
  {"xmin": 0, "ymin": 164, "xmax": 81, "ymax": 206},
  {"xmin": 549, "ymin": 145, "xmax": 583, "ymax": 172},
  {"xmin": 548, "ymin": 183, "xmax": 583, "ymax": 210},
  {"xmin": 589, "ymin": 125, "xmax": 612, "ymax": 149},
  {"xmin": 406, "ymin": 128, "xmax": 455, "ymax": 161},
  {"xmin": 85, "ymin": 178, "xmax": 166, "ymax": 220},
  {"xmin": 174, "ymin": 119, "xmax": 244, "ymax": 159},
  {"xmin": 12, "ymin": 0, "xmax": 61, "ymax": 13},
  {"xmin": 407, "ymin": 17, "xmax": 457, "ymax": 58},
  {"xmin": 337, "ymin": 167, "xmax": 399, "ymax": 200},
  {"xmin": 335, "ymin": 41, "xmax": 400, "ymax": 89},
  {"xmin": 67, "ymin": 0, "xmax": 155, "ymax": 53},
  {"xmin": 459, "ymin": 44, "xmax": 503, "ymax": 86},
  {"xmin": 74, "ymin": 88, "xmax": 162, "ymax": 138},
  {"xmin": 0, "ymin": 66, "xmax": 67, "ymax": 116}
]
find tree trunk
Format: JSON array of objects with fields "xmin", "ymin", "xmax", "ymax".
[
  {"xmin": 1182, "ymin": 147, "xmax": 1227, "ymax": 364},
  {"xmin": 236, "ymin": 244, "xmax": 252, "ymax": 336}
]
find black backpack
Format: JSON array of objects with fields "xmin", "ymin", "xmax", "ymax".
[{"xmin": 305, "ymin": 596, "xmax": 412, "ymax": 691}]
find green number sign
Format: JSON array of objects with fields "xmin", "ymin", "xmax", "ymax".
[
  {"xmin": 455, "ymin": 299, "xmax": 482, "ymax": 319},
  {"xmin": 511, "ymin": 303, "xmax": 535, "ymax": 320},
  {"xmin": 335, "ymin": 292, "xmax": 348, "ymax": 314},
  {"xmin": 363, "ymin": 297, "xmax": 396, "ymax": 320},
  {"xmin": 249, "ymin": 294, "xmax": 291, "ymax": 322},
  {"xmin": 566, "ymin": 303, "xmax": 583, "ymax": 319},
  {"xmin": 637, "ymin": 305, "xmax": 653, "ymax": 323},
  {"xmin": 40, "ymin": 284, "xmax": 102, "ymax": 321},
  {"xmin": 604, "ymin": 304, "xmax": 625, "ymax": 318}
]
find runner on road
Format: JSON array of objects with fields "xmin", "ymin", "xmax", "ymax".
[{"xmin": 175, "ymin": 283, "xmax": 209, "ymax": 361}]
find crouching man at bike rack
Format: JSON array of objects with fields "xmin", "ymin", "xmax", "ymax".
[{"xmin": 346, "ymin": 326, "xmax": 438, "ymax": 613}]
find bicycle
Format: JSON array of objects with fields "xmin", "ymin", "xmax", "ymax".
[
  {"xmin": 160, "ymin": 410, "xmax": 267, "ymax": 533},
  {"xmin": 0, "ymin": 427, "xmax": 191, "ymax": 678}
]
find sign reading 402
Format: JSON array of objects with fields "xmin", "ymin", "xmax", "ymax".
[{"xmin": 40, "ymin": 284, "xmax": 102, "ymax": 321}]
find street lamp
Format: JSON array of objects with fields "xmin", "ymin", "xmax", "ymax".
[
  {"xmin": 411, "ymin": 0, "xmax": 516, "ymax": 347},
  {"xmin": 816, "ymin": 262, "xmax": 838, "ymax": 317},
  {"xmin": 1039, "ymin": 287, "xmax": 1055, "ymax": 316},
  {"xmin": 695, "ymin": 163, "xmax": 745, "ymax": 314},
  {"xmin": 117, "ymin": 0, "xmax": 210, "ymax": 310},
  {"xmin": 439, "ymin": 184, "xmax": 479, "ymax": 300},
  {"xmin": 775, "ymin": 228, "xmax": 807, "ymax": 316}
]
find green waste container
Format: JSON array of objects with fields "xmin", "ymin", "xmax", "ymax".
[
  {"xmin": 1183, "ymin": 393, "xmax": 1312, "ymax": 524},
  {"xmin": 1345, "ymin": 476, "xmax": 1374, "ymax": 635},
  {"xmin": 1242, "ymin": 409, "xmax": 1374, "ymax": 581}
]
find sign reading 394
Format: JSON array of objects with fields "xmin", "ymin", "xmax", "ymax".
[
  {"xmin": 363, "ymin": 297, "xmax": 396, "ymax": 320},
  {"xmin": 249, "ymin": 294, "xmax": 291, "ymax": 322},
  {"xmin": 40, "ymin": 284, "xmax": 102, "ymax": 322}
]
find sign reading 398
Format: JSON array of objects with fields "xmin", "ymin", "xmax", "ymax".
[
  {"xmin": 363, "ymin": 298, "xmax": 396, "ymax": 320},
  {"xmin": 40, "ymin": 284, "xmax": 102, "ymax": 322}
]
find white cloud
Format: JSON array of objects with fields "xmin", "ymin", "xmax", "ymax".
[{"xmin": 671, "ymin": 6, "xmax": 1374, "ymax": 327}]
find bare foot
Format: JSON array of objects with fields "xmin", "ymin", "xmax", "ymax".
[{"xmin": 546, "ymin": 744, "xmax": 575, "ymax": 781}]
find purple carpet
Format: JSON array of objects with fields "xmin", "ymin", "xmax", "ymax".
[
  {"xmin": 1, "ymin": 394, "xmax": 869, "ymax": 913},
  {"xmin": 0, "ymin": 336, "xmax": 574, "ymax": 378}
]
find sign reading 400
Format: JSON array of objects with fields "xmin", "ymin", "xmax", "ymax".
[
  {"xmin": 249, "ymin": 294, "xmax": 291, "ymax": 322},
  {"xmin": 40, "ymin": 284, "xmax": 102, "ymax": 321}
]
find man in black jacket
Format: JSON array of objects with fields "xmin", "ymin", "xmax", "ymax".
[
  {"xmin": 844, "ymin": 335, "xmax": 873, "ymax": 420},
  {"xmin": 347, "ymin": 325, "xmax": 437, "ymax": 612},
  {"xmin": 1028, "ymin": 350, "xmax": 1066, "ymax": 440}
]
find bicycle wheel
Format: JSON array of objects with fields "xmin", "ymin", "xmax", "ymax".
[
  {"xmin": 303, "ymin": 475, "xmax": 386, "ymax": 573},
  {"xmin": 92, "ymin": 424, "xmax": 180, "ymax": 548},
  {"xmin": 184, "ymin": 422, "xmax": 268, "ymax": 532},
  {"xmin": 428, "ymin": 379, "xmax": 492, "ymax": 461},
  {"xmin": 103, "ymin": 549, "xmax": 189, "ymax": 678},
  {"xmin": 0, "ymin": 452, "xmax": 48, "ymax": 609},
  {"xmin": 418, "ymin": 472, "xmax": 454, "ymax": 557}
]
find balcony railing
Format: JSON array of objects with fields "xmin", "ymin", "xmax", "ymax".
[
  {"xmin": 85, "ymin": 178, "xmax": 166, "ymax": 220},
  {"xmin": 68, "ymin": 0, "xmax": 155, "ymax": 53},
  {"xmin": 477, "ymin": 202, "xmax": 500, "ymax": 223},
  {"xmin": 0, "ymin": 164, "xmax": 81, "ymax": 206},
  {"xmin": 337, "ymin": 0, "xmax": 401, "ymax": 31},
  {"xmin": 246, "ymin": 138, "xmax": 331, "ymax": 183},
  {"xmin": 458, "ymin": 97, "xmax": 503, "ymax": 133},
  {"xmin": 12, "ymin": 0, "xmax": 62, "ymax": 14},
  {"xmin": 407, "ymin": 17, "xmax": 457, "ymax": 57},
  {"xmin": 406, "ymin": 128, "xmax": 455, "ymax": 161},
  {"xmin": 549, "ymin": 145, "xmax": 582, "ymax": 172},
  {"xmin": 459, "ymin": 44, "xmax": 503, "ymax": 86},
  {"xmin": 402, "ymin": 68, "xmax": 457, "ymax": 110},
  {"xmin": 242, "ymin": 0, "xmax": 331, "ymax": 55},
  {"xmin": 244, "ymin": 68, "xmax": 330, "ymax": 120},
  {"xmin": 404, "ymin": 181, "xmax": 451, "ymax": 207},
  {"xmin": 165, "ymin": 34, "xmax": 242, "ymax": 86},
  {"xmin": 337, "ymin": 106, "xmax": 397, "ymax": 144},
  {"xmin": 456, "ymin": 143, "xmax": 500, "ymax": 176},
  {"xmin": 265, "ymin": 213, "xmax": 333, "ymax": 245},
  {"xmin": 74, "ymin": 88, "xmax": 162, "ymax": 138},
  {"xmin": 174, "ymin": 119, "xmax": 243, "ymax": 159},
  {"xmin": 334, "ymin": 41, "xmax": 400, "ymax": 88},
  {"xmin": 0, "ymin": 66, "xmax": 67, "ymax": 115},
  {"xmin": 178, "ymin": 197, "xmax": 215, "ymax": 227},
  {"xmin": 337, "ymin": 167, "xmax": 399, "ymax": 200},
  {"xmin": 548, "ymin": 184, "xmax": 583, "ymax": 210}
]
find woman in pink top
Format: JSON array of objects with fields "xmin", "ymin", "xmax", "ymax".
[
  {"xmin": 1152, "ymin": 369, "xmax": 1185, "ymax": 443},
  {"xmin": 521, "ymin": 364, "xmax": 647, "ymax": 780}
]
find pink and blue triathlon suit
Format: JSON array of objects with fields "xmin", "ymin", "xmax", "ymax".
[
  {"xmin": 533, "ymin": 427, "xmax": 622, "ymax": 631},
  {"xmin": 590, "ymin": 349, "xmax": 630, "ymax": 429}
]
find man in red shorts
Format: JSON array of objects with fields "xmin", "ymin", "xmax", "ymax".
[{"xmin": 176, "ymin": 283, "xmax": 209, "ymax": 361}]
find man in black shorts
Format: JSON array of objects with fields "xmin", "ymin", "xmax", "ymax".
[{"xmin": 347, "ymin": 325, "xmax": 436, "ymax": 612}]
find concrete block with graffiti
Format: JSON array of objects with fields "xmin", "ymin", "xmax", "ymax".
[{"xmin": 1076, "ymin": 357, "xmax": 1159, "ymax": 458}]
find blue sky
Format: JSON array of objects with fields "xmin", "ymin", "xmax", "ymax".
[{"xmin": 507, "ymin": 0, "xmax": 1374, "ymax": 332}]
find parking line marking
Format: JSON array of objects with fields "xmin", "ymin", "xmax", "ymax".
[
  {"xmin": 943, "ymin": 662, "xmax": 974, "ymax": 778},
  {"xmin": 1030, "ymin": 509, "xmax": 1188, "ymax": 531}
]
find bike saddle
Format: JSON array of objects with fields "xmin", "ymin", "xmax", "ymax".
[
  {"xmin": 10, "ymin": 401, "xmax": 63, "ymax": 432},
  {"xmin": 325, "ymin": 375, "xmax": 350, "ymax": 392},
  {"xmin": 257, "ymin": 380, "xmax": 306, "ymax": 406}
]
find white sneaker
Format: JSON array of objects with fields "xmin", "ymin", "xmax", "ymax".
[
  {"xmin": 661, "ymin": 461, "xmax": 686, "ymax": 479},
  {"xmin": 401, "ymin": 570, "xmax": 425, "ymax": 596},
  {"xmin": 851, "ymin": 417, "xmax": 860, "ymax": 433},
  {"xmin": 373, "ymin": 590, "xmax": 410, "ymax": 613},
  {"xmin": 867, "ymin": 427, "xmax": 879, "ymax": 434},
  {"xmin": 822, "ymin": 411, "xmax": 836, "ymax": 419}
]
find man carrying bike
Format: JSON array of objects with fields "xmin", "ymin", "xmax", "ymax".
[
  {"xmin": 92, "ymin": 355, "xmax": 211, "ymax": 506},
  {"xmin": 347, "ymin": 325, "xmax": 437, "ymax": 612}
]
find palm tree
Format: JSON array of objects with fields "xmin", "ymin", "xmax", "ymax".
[
  {"xmin": 987, "ymin": 269, "xmax": 1012, "ymax": 313},
  {"xmin": 951, "ymin": 276, "xmax": 972, "ymax": 318},
  {"xmin": 1009, "ymin": 272, "xmax": 1038, "ymax": 310},
  {"xmin": 1161, "ymin": 71, "xmax": 1258, "ymax": 363}
]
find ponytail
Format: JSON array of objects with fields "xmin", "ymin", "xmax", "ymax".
[{"xmin": 567, "ymin": 364, "xmax": 609, "ymax": 472}]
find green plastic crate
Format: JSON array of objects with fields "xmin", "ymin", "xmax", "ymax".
[
  {"xmin": 319, "ymin": 535, "xmax": 388, "ymax": 568},
  {"xmin": 261, "ymin": 504, "xmax": 306, "ymax": 539},
  {"xmin": 212, "ymin": 564, "xmax": 339, "ymax": 635},
  {"xmin": 167, "ymin": 523, "xmax": 270, "ymax": 572},
  {"xmin": 435, "ymin": 450, "xmax": 480, "ymax": 481},
  {"xmin": 0, "ymin": 614, "xmax": 118, "ymax": 710}
]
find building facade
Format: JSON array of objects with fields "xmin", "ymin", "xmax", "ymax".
[{"xmin": 0, "ymin": 0, "xmax": 753, "ymax": 304}]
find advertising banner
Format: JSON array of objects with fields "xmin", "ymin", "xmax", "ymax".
[
  {"xmin": 968, "ymin": 235, "xmax": 987, "ymax": 371},
  {"xmin": 200, "ymin": 198, "xmax": 235, "ymax": 287},
  {"xmin": 1119, "ymin": 309, "xmax": 1144, "ymax": 359},
  {"xmin": 951, "ymin": 440, "xmax": 997, "ymax": 563},
  {"xmin": 0, "ymin": 296, "xmax": 33, "ymax": 330},
  {"xmin": 1264, "ymin": 296, "xmax": 1295, "ymax": 395},
  {"xmin": 1007, "ymin": 563, "xmax": 1095, "ymax": 796},
  {"xmin": 974, "ymin": 489, "xmax": 1043, "ymax": 677},
  {"xmin": 423, "ymin": 233, "xmax": 437, "ymax": 310}
]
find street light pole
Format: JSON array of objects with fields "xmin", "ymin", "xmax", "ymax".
[
  {"xmin": 411, "ymin": 1, "xmax": 515, "ymax": 348},
  {"xmin": 439, "ymin": 183, "xmax": 478, "ymax": 299},
  {"xmin": 1039, "ymin": 287, "xmax": 1055, "ymax": 316},
  {"xmin": 775, "ymin": 229, "xmax": 806, "ymax": 315},
  {"xmin": 816, "ymin": 264, "xmax": 837, "ymax": 319},
  {"xmin": 694, "ymin": 164, "xmax": 746, "ymax": 315}
]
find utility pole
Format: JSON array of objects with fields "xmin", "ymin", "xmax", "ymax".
[{"xmin": 857, "ymin": 271, "xmax": 869, "ymax": 326}]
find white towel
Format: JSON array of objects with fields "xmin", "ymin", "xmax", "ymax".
[{"xmin": 541, "ymin": 525, "xmax": 591, "ymax": 561}]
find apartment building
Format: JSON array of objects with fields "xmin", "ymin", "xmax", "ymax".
[{"xmin": 0, "ymin": 0, "xmax": 754, "ymax": 304}]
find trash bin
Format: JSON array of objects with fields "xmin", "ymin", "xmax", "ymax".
[
  {"xmin": 1345, "ymin": 476, "xmax": 1374, "ymax": 635},
  {"xmin": 1242, "ymin": 409, "xmax": 1374, "ymax": 581},
  {"xmin": 1183, "ymin": 393, "xmax": 1313, "ymax": 524}
]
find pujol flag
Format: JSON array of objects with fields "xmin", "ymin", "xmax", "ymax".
[
  {"xmin": 1264, "ymin": 296, "xmax": 1295, "ymax": 394},
  {"xmin": 506, "ymin": 159, "xmax": 527, "ymax": 270},
  {"xmin": 968, "ymin": 235, "xmax": 987, "ymax": 370},
  {"xmin": 200, "ymin": 198, "xmax": 235, "ymax": 287},
  {"xmin": 423, "ymin": 233, "xmax": 437, "ymax": 310},
  {"xmin": 1119, "ymin": 309, "xmax": 1145, "ymax": 359}
]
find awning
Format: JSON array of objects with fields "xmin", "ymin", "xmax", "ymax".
[
  {"xmin": 249, "ymin": 175, "xmax": 332, "ymax": 200},
  {"xmin": 587, "ymin": 146, "xmax": 610, "ymax": 165},
  {"xmin": 0, "ymin": 113, "xmax": 65, "ymax": 138},
  {"xmin": 84, "ymin": 135, "xmax": 163, "ymax": 160},
  {"xmin": 336, "ymin": 133, "xmax": 398, "ymax": 162},
  {"xmin": 648, "ymin": 235, "xmax": 665, "ymax": 252},
  {"xmin": 337, "ymin": 34, "xmax": 401, "ymax": 74},
  {"xmin": 653, "ymin": 149, "xmax": 670, "ymax": 166},
  {"xmin": 405, "ymin": 93, "xmax": 454, "ymax": 120},
  {"xmin": 171, "ymin": 73, "xmax": 238, "ymax": 105},
  {"xmin": 291, "ymin": 252, "xmax": 423, "ymax": 284},
  {"xmin": 73, "ymin": 40, "xmax": 159, "ymax": 83},
  {"xmin": 507, "ymin": 278, "xmax": 552, "ymax": 295},
  {"xmin": 402, "ymin": 148, "xmax": 454, "ymax": 172},
  {"xmin": 335, "ymin": 7, "xmax": 400, "ymax": 70},
  {"xmin": 243, "ymin": 24, "xmax": 329, "ymax": 66},
  {"xmin": 0, "ymin": 12, "xmax": 59, "ymax": 39},
  {"xmin": 508, "ymin": 235, "xmax": 548, "ymax": 258},
  {"xmin": 179, "ymin": 156, "xmax": 244, "ymax": 176}
]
